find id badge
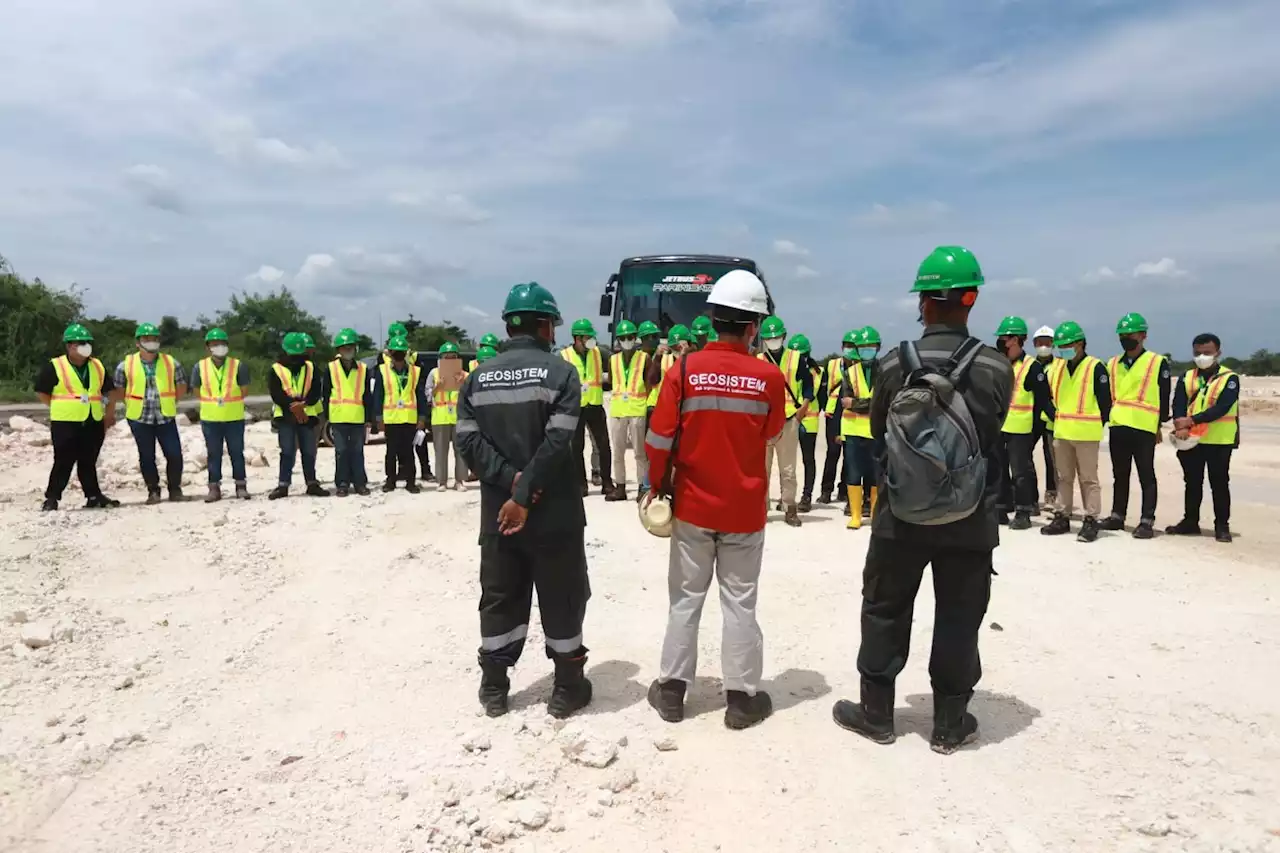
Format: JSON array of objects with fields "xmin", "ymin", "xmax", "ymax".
[
  {"xmin": 397, "ymin": 401, "xmax": 406, "ymax": 409},
  {"xmin": 619, "ymin": 392, "xmax": 629, "ymax": 401},
  {"xmin": 80, "ymin": 394, "xmax": 90, "ymax": 404},
  {"xmin": 216, "ymin": 398, "xmax": 225, "ymax": 407}
]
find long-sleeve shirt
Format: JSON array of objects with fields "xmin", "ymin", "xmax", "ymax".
[
  {"xmin": 841, "ymin": 361, "xmax": 878, "ymax": 414},
  {"xmin": 1172, "ymin": 365, "xmax": 1241, "ymax": 426},
  {"xmin": 1116, "ymin": 350, "xmax": 1171, "ymax": 422},
  {"xmin": 1023, "ymin": 358, "xmax": 1056, "ymax": 423},
  {"xmin": 267, "ymin": 360, "xmax": 324, "ymax": 425},
  {"xmin": 326, "ymin": 359, "xmax": 376, "ymax": 425},
  {"xmin": 370, "ymin": 363, "xmax": 429, "ymax": 423},
  {"xmin": 760, "ymin": 349, "xmax": 816, "ymax": 406}
]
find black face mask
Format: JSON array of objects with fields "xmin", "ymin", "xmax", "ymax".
[{"xmin": 1120, "ymin": 336, "xmax": 1141, "ymax": 352}]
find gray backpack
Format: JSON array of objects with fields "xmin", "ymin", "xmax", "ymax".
[{"xmin": 883, "ymin": 338, "xmax": 987, "ymax": 525}]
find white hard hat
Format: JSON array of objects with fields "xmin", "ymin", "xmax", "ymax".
[
  {"xmin": 1033, "ymin": 326, "xmax": 1055, "ymax": 339},
  {"xmin": 1170, "ymin": 430, "xmax": 1200, "ymax": 452},
  {"xmin": 639, "ymin": 492, "xmax": 673, "ymax": 538},
  {"xmin": 706, "ymin": 270, "xmax": 769, "ymax": 316}
]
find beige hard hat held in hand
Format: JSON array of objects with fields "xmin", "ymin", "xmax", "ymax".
[{"xmin": 639, "ymin": 491, "xmax": 673, "ymax": 538}]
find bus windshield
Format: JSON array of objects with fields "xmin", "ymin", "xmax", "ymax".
[{"xmin": 616, "ymin": 261, "xmax": 753, "ymax": 333}]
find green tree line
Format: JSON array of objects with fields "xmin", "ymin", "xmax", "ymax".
[{"xmin": 0, "ymin": 254, "xmax": 475, "ymax": 402}]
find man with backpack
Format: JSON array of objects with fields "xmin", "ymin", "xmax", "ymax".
[{"xmin": 830, "ymin": 246, "xmax": 1012, "ymax": 755}]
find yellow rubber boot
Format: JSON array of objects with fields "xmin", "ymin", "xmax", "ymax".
[
  {"xmin": 868, "ymin": 486, "xmax": 878, "ymax": 519},
  {"xmin": 846, "ymin": 486, "xmax": 863, "ymax": 529}
]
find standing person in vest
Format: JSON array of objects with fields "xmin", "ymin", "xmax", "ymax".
[
  {"xmin": 456, "ymin": 282, "xmax": 593, "ymax": 720},
  {"xmin": 1030, "ymin": 326, "xmax": 1060, "ymax": 510},
  {"xmin": 645, "ymin": 270, "xmax": 785, "ymax": 729},
  {"xmin": 562, "ymin": 318, "xmax": 613, "ymax": 497},
  {"xmin": 111, "ymin": 322, "xmax": 187, "ymax": 504},
  {"xmin": 758, "ymin": 315, "xmax": 813, "ymax": 527},
  {"xmin": 267, "ymin": 332, "xmax": 329, "ymax": 500},
  {"xmin": 786, "ymin": 334, "xmax": 822, "ymax": 513},
  {"xmin": 605, "ymin": 320, "xmax": 650, "ymax": 502},
  {"xmin": 839, "ymin": 326, "xmax": 881, "ymax": 529},
  {"xmin": 818, "ymin": 331, "xmax": 856, "ymax": 505},
  {"xmin": 470, "ymin": 333, "xmax": 500, "ymax": 371},
  {"xmin": 1040, "ymin": 322, "xmax": 1111, "ymax": 542},
  {"xmin": 35, "ymin": 324, "xmax": 120, "ymax": 511},
  {"xmin": 379, "ymin": 322, "xmax": 433, "ymax": 485},
  {"xmin": 831, "ymin": 246, "xmax": 1012, "ymax": 754},
  {"xmin": 328, "ymin": 328, "xmax": 373, "ymax": 497},
  {"xmin": 994, "ymin": 316, "xmax": 1055, "ymax": 530},
  {"xmin": 1100, "ymin": 313, "xmax": 1170, "ymax": 539},
  {"xmin": 373, "ymin": 335, "xmax": 428, "ymax": 493},
  {"xmin": 636, "ymin": 321, "xmax": 668, "ymax": 496},
  {"xmin": 301, "ymin": 332, "xmax": 326, "ymax": 425},
  {"xmin": 690, "ymin": 315, "xmax": 713, "ymax": 351},
  {"xmin": 425, "ymin": 341, "xmax": 471, "ymax": 491},
  {"xmin": 1168, "ymin": 333, "xmax": 1239, "ymax": 543},
  {"xmin": 192, "ymin": 328, "xmax": 250, "ymax": 502}
]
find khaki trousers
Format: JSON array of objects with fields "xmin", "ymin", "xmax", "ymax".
[
  {"xmin": 1053, "ymin": 438, "xmax": 1102, "ymax": 519},
  {"xmin": 610, "ymin": 415, "xmax": 647, "ymax": 488},
  {"xmin": 764, "ymin": 417, "xmax": 800, "ymax": 507}
]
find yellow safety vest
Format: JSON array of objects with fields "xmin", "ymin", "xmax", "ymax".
[
  {"xmin": 840, "ymin": 362, "xmax": 873, "ymax": 439},
  {"xmin": 197, "ymin": 357, "xmax": 245, "ymax": 423},
  {"xmin": 430, "ymin": 367, "xmax": 467, "ymax": 426},
  {"xmin": 327, "ymin": 359, "xmax": 367, "ymax": 424},
  {"xmin": 799, "ymin": 365, "xmax": 821, "ymax": 433},
  {"xmin": 271, "ymin": 362, "xmax": 315, "ymax": 419},
  {"xmin": 1052, "ymin": 356, "xmax": 1104, "ymax": 442},
  {"xmin": 648, "ymin": 353, "xmax": 676, "ymax": 408},
  {"xmin": 562, "ymin": 347, "xmax": 605, "ymax": 406},
  {"xmin": 48, "ymin": 356, "xmax": 105, "ymax": 422},
  {"xmin": 380, "ymin": 363, "xmax": 420, "ymax": 425},
  {"xmin": 124, "ymin": 352, "xmax": 178, "ymax": 421},
  {"xmin": 757, "ymin": 350, "xmax": 807, "ymax": 418},
  {"xmin": 1001, "ymin": 356, "xmax": 1036, "ymax": 435},
  {"xmin": 609, "ymin": 351, "xmax": 650, "ymax": 418},
  {"xmin": 1107, "ymin": 351, "xmax": 1161, "ymax": 434},
  {"xmin": 1184, "ymin": 369, "xmax": 1239, "ymax": 446},
  {"xmin": 824, "ymin": 358, "xmax": 844, "ymax": 415},
  {"xmin": 1041, "ymin": 358, "xmax": 1063, "ymax": 428}
]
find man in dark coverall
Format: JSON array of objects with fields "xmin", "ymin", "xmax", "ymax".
[
  {"xmin": 831, "ymin": 246, "xmax": 1013, "ymax": 755},
  {"xmin": 455, "ymin": 282, "xmax": 592, "ymax": 720}
]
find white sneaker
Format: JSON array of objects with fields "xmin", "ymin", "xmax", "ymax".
[
  {"xmin": 454, "ymin": 481, "xmax": 466, "ymax": 492},
  {"xmin": 437, "ymin": 483, "xmax": 448, "ymax": 492}
]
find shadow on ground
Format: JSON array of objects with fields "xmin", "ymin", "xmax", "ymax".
[
  {"xmin": 898, "ymin": 690, "xmax": 1042, "ymax": 749},
  {"xmin": 684, "ymin": 668, "xmax": 832, "ymax": 720},
  {"xmin": 510, "ymin": 659, "xmax": 647, "ymax": 716}
]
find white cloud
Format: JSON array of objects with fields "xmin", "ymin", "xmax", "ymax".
[
  {"xmin": 245, "ymin": 265, "xmax": 285, "ymax": 285},
  {"xmin": 389, "ymin": 191, "xmax": 492, "ymax": 224},
  {"xmin": 1132, "ymin": 257, "xmax": 1189, "ymax": 278},
  {"xmin": 773, "ymin": 239, "xmax": 810, "ymax": 257},
  {"xmin": 122, "ymin": 164, "xmax": 186, "ymax": 214},
  {"xmin": 209, "ymin": 115, "xmax": 343, "ymax": 169},
  {"xmin": 459, "ymin": 304, "xmax": 489, "ymax": 319},
  {"xmin": 986, "ymin": 277, "xmax": 1040, "ymax": 291},
  {"xmin": 794, "ymin": 265, "xmax": 819, "ymax": 279},
  {"xmin": 1081, "ymin": 266, "xmax": 1120, "ymax": 285},
  {"xmin": 853, "ymin": 201, "xmax": 949, "ymax": 229}
]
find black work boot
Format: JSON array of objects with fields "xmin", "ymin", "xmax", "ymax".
[
  {"xmin": 930, "ymin": 694, "xmax": 979, "ymax": 755},
  {"xmin": 1099, "ymin": 515, "xmax": 1124, "ymax": 531},
  {"xmin": 1040, "ymin": 514, "xmax": 1071, "ymax": 535},
  {"xmin": 168, "ymin": 486, "xmax": 185, "ymax": 502},
  {"xmin": 604, "ymin": 485, "xmax": 627, "ymax": 503},
  {"xmin": 797, "ymin": 496, "xmax": 812, "ymax": 513},
  {"xmin": 1165, "ymin": 518, "xmax": 1201, "ymax": 536},
  {"xmin": 305, "ymin": 481, "xmax": 330, "ymax": 497},
  {"xmin": 831, "ymin": 679, "xmax": 896, "ymax": 744},
  {"xmin": 1215, "ymin": 525, "xmax": 1233, "ymax": 543},
  {"xmin": 1133, "ymin": 521, "xmax": 1154, "ymax": 539},
  {"xmin": 1078, "ymin": 516, "xmax": 1100, "ymax": 543},
  {"xmin": 724, "ymin": 690, "xmax": 773, "ymax": 730},
  {"xmin": 85, "ymin": 494, "xmax": 120, "ymax": 509},
  {"xmin": 146, "ymin": 488, "xmax": 163, "ymax": 505},
  {"xmin": 267, "ymin": 486, "xmax": 289, "ymax": 500},
  {"xmin": 647, "ymin": 679, "xmax": 686, "ymax": 723},
  {"xmin": 41, "ymin": 498, "xmax": 58, "ymax": 512},
  {"xmin": 478, "ymin": 661, "xmax": 511, "ymax": 718},
  {"xmin": 1009, "ymin": 511, "xmax": 1032, "ymax": 531},
  {"xmin": 997, "ymin": 511, "xmax": 1010, "ymax": 526},
  {"xmin": 817, "ymin": 491, "xmax": 833, "ymax": 505},
  {"xmin": 547, "ymin": 654, "xmax": 592, "ymax": 719},
  {"xmin": 382, "ymin": 480, "xmax": 396, "ymax": 493}
]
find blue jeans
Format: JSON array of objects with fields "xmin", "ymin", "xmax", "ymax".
[
  {"xmin": 330, "ymin": 423, "xmax": 368, "ymax": 488},
  {"xmin": 843, "ymin": 436, "xmax": 877, "ymax": 488},
  {"xmin": 277, "ymin": 421, "xmax": 318, "ymax": 487},
  {"xmin": 128, "ymin": 419, "xmax": 183, "ymax": 491},
  {"xmin": 202, "ymin": 420, "xmax": 246, "ymax": 484}
]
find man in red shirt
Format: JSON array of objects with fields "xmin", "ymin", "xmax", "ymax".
[{"xmin": 644, "ymin": 270, "xmax": 786, "ymax": 730}]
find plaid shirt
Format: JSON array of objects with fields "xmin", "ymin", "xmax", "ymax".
[{"xmin": 115, "ymin": 356, "xmax": 188, "ymax": 425}]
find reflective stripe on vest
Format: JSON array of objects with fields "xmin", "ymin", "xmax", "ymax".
[
  {"xmin": 49, "ymin": 356, "xmax": 105, "ymax": 422},
  {"xmin": 381, "ymin": 363, "xmax": 419, "ymax": 425},
  {"xmin": 757, "ymin": 350, "xmax": 806, "ymax": 418},
  {"xmin": 271, "ymin": 362, "xmax": 314, "ymax": 419},
  {"xmin": 1002, "ymin": 356, "xmax": 1036, "ymax": 435},
  {"xmin": 430, "ymin": 367, "xmax": 466, "ymax": 426},
  {"xmin": 198, "ymin": 357, "xmax": 245, "ymax": 422},
  {"xmin": 1041, "ymin": 358, "xmax": 1063, "ymax": 427},
  {"xmin": 124, "ymin": 353, "xmax": 177, "ymax": 420},
  {"xmin": 648, "ymin": 353, "xmax": 676, "ymax": 408},
  {"xmin": 327, "ymin": 359, "xmax": 367, "ymax": 424},
  {"xmin": 1107, "ymin": 351, "xmax": 1161, "ymax": 434},
  {"xmin": 824, "ymin": 358, "xmax": 843, "ymax": 415},
  {"xmin": 1185, "ymin": 369, "xmax": 1239, "ymax": 446},
  {"xmin": 800, "ymin": 366, "xmax": 821, "ymax": 433},
  {"xmin": 609, "ymin": 351, "xmax": 649, "ymax": 418},
  {"xmin": 840, "ymin": 362, "xmax": 872, "ymax": 439},
  {"xmin": 562, "ymin": 347, "xmax": 605, "ymax": 406},
  {"xmin": 1052, "ymin": 356, "xmax": 1103, "ymax": 442}
]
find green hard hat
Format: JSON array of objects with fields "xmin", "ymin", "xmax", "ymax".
[
  {"xmin": 282, "ymin": 332, "xmax": 308, "ymax": 355},
  {"xmin": 205, "ymin": 327, "xmax": 229, "ymax": 343},
  {"xmin": 615, "ymin": 320, "xmax": 638, "ymax": 337},
  {"xmin": 691, "ymin": 315, "xmax": 713, "ymax": 335},
  {"xmin": 479, "ymin": 332, "xmax": 500, "ymax": 348},
  {"xmin": 841, "ymin": 329, "xmax": 860, "ymax": 346},
  {"xmin": 912, "ymin": 246, "xmax": 985, "ymax": 293},
  {"xmin": 706, "ymin": 328, "xmax": 719, "ymax": 342},
  {"xmin": 859, "ymin": 326, "xmax": 882, "ymax": 346},
  {"xmin": 501, "ymin": 282, "xmax": 562, "ymax": 324},
  {"xmin": 388, "ymin": 322, "xmax": 408, "ymax": 339},
  {"xmin": 476, "ymin": 345, "xmax": 498, "ymax": 363},
  {"xmin": 1054, "ymin": 321, "xmax": 1085, "ymax": 347},
  {"xmin": 439, "ymin": 341, "xmax": 460, "ymax": 356},
  {"xmin": 386, "ymin": 335, "xmax": 410, "ymax": 352},
  {"xmin": 333, "ymin": 328, "xmax": 359, "ymax": 347},
  {"xmin": 760, "ymin": 315, "xmax": 786, "ymax": 339},
  {"xmin": 570, "ymin": 319, "xmax": 596, "ymax": 337},
  {"xmin": 667, "ymin": 324, "xmax": 692, "ymax": 346},
  {"xmin": 301, "ymin": 333, "xmax": 315, "ymax": 349},
  {"xmin": 1116, "ymin": 312, "xmax": 1148, "ymax": 335},
  {"xmin": 63, "ymin": 323, "xmax": 93, "ymax": 343},
  {"xmin": 135, "ymin": 322, "xmax": 159, "ymax": 338},
  {"xmin": 995, "ymin": 316, "xmax": 1028, "ymax": 337},
  {"xmin": 637, "ymin": 320, "xmax": 661, "ymax": 338},
  {"xmin": 787, "ymin": 333, "xmax": 811, "ymax": 354}
]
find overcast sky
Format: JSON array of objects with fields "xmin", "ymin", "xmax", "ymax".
[{"xmin": 3, "ymin": 0, "xmax": 1279, "ymax": 357}]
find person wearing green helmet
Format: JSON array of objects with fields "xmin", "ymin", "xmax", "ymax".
[
  {"xmin": 835, "ymin": 326, "xmax": 884, "ymax": 527},
  {"xmin": 34, "ymin": 323, "xmax": 120, "ymax": 511},
  {"xmin": 605, "ymin": 319, "xmax": 651, "ymax": 502},
  {"xmin": 756, "ymin": 316, "xmax": 813, "ymax": 526},
  {"xmin": 634, "ymin": 320, "xmax": 663, "ymax": 495},
  {"xmin": 469, "ymin": 334, "xmax": 501, "ymax": 370},
  {"xmin": 192, "ymin": 328, "xmax": 252, "ymax": 502},
  {"xmin": 1040, "ymin": 321, "xmax": 1111, "ymax": 542},
  {"xmin": 327, "ymin": 328, "xmax": 374, "ymax": 497},
  {"xmin": 641, "ymin": 323, "xmax": 694, "ymax": 498},
  {"xmin": 110, "ymin": 321, "xmax": 189, "ymax": 504},
  {"xmin": 265, "ymin": 332, "xmax": 330, "ymax": 500},
  {"xmin": 375, "ymin": 326, "xmax": 430, "ymax": 483},
  {"xmin": 371, "ymin": 334, "xmax": 428, "ymax": 494},
  {"xmin": 992, "ymin": 316, "xmax": 1055, "ymax": 530},
  {"xmin": 560, "ymin": 317, "xmax": 613, "ymax": 496},
  {"xmin": 817, "ymin": 330, "xmax": 859, "ymax": 505},
  {"xmin": 455, "ymin": 281, "xmax": 594, "ymax": 721},
  {"xmin": 832, "ymin": 245, "xmax": 1015, "ymax": 755},
  {"xmin": 785, "ymin": 334, "xmax": 823, "ymax": 512},
  {"xmin": 690, "ymin": 314, "xmax": 713, "ymax": 350},
  {"xmin": 424, "ymin": 341, "xmax": 471, "ymax": 491},
  {"xmin": 1101, "ymin": 312, "xmax": 1171, "ymax": 540},
  {"xmin": 476, "ymin": 344, "xmax": 498, "ymax": 363}
]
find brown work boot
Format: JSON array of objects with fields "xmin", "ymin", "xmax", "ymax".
[
  {"xmin": 204, "ymin": 483, "xmax": 222, "ymax": 503},
  {"xmin": 784, "ymin": 506, "xmax": 801, "ymax": 527},
  {"xmin": 604, "ymin": 485, "xmax": 628, "ymax": 502}
]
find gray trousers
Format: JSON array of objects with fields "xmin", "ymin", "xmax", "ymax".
[
  {"xmin": 433, "ymin": 424, "xmax": 469, "ymax": 486},
  {"xmin": 610, "ymin": 415, "xmax": 648, "ymax": 488},
  {"xmin": 659, "ymin": 519, "xmax": 765, "ymax": 695}
]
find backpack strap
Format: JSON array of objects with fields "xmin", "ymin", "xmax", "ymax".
[
  {"xmin": 945, "ymin": 337, "xmax": 985, "ymax": 385},
  {"xmin": 900, "ymin": 341, "xmax": 924, "ymax": 376}
]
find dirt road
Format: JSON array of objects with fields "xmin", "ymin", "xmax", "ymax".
[{"xmin": 2, "ymin": 409, "xmax": 1279, "ymax": 853}]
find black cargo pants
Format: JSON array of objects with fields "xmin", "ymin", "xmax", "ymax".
[
  {"xmin": 573, "ymin": 405, "xmax": 613, "ymax": 491},
  {"xmin": 997, "ymin": 432, "xmax": 1037, "ymax": 514},
  {"xmin": 820, "ymin": 414, "xmax": 847, "ymax": 496},
  {"xmin": 1108, "ymin": 425, "xmax": 1158, "ymax": 523},
  {"xmin": 1030, "ymin": 420, "xmax": 1056, "ymax": 501},
  {"xmin": 478, "ymin": 532, "xmax": 591, "ymax": 667},
  {"xmin": 857, "ymin": 535, "xmax": 993, "ymax": 700}
]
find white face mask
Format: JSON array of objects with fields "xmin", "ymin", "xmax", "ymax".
[
  {"xmin": 1193, "ymin": 353, "xmax": 1218, "ymax": 370},
  {"xmin": 209, "ymin": 345, "xmax": 229, "ymax": 358},
  {"xmin": 619, "ymin": 339, "xmax": 637, "ymax": 351},
  {"xmin": 765, "ymin": 338, "xmax": 784, "ymax": 352},
  {"xmin": 1035, "ymin": 345, "xmax": 1053, "ymax": 357},
  {"xmin": 140, "ymin": 340, "xmax": 160, "ymax": 353},
  {"xmin": 584, "ymin": 338, "xmax": 598, "ymax": 350},
  {"xmin": 75, "ymin": 344, "xmax": 93, "ymax": 358}
]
